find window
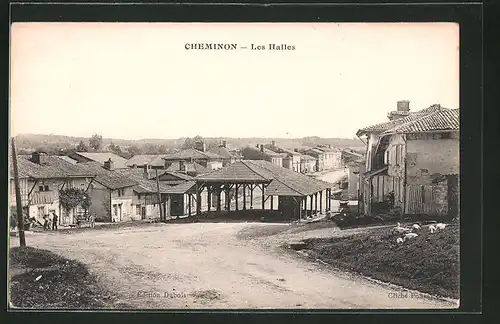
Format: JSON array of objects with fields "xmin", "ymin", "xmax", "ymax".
[
  {"xmin": 384, "ymin": 150, "xmax": 389, "ymax": 165},
  {"xmin": 39, "ymin": 184, "xmax": 50, "ymax": 192},
  {"xmin": 117, "ymin": 189, "xmax": 125, "ymax": 197}
]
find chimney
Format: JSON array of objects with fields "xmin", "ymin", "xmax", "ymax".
[
  {"xmin": 143, "ymin": 163, "xmax": 149, "ymax": 179},
  {"xmin": 271, "ymin": 140, "xmax": 276, "ymax": 148},
  {"xmin": 179, "ymin": 160, "xmax": 186, "ymax": 173},
  {"xmin": 104, "ymin": 158, "xmax": 114, "ymax": 170},
  {"xmin": 260, "ymin": 145, "xmax": 264, "ymax": 152},
  {"xmin": 397, "ymin": 100, "xmax": 410, "ymax": 112},
  {"xmin": 222, "ymin": 140, "xmax": 227, "ymax": 148},
  {"xmin": 31, "ymin": 152, "xmax": 41, "ymax": 164},
  {"xmin": 194, "ymin": 141, "xmax": 206, "ymax": 152}
]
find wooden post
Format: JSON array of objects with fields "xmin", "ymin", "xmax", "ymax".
[
  {"xmin": 310, "ymin": 194, "xmax": 313, "ymax": 216},
  {"xmin": 270, "ymin": 195, "xmax": 274, "ymax": 210},
  {"xmin": 216, "ymin": 185, "xmax": 222, "ymax": 211},
  {"xmin": 243, "ymin": 184, "xmax": 247, "ymax": 210},
  {"xmin": 320, "ymin": 190, "xmax": 323, "ymax": 213},
  {"xmin": 207, "ymin": 186, "xmax": 211, "ymax": 212},
  {"xmin": 188, "ymin": 194, "xmax": 192, "ymax": 216},
  {"xmin": 298, "ymin": 197, "xmax": 302, "ymax": 221},
  {"xmin": 196, "ymin": 184, "xmax": 202, "ymax": 218},
  {"xmin": 250, "ymin": 185, "xmax": 254, "ymax": 209},
  {"xmin": 155, "ymin": 169, "xmax": 163, "ymax": 221},
  {"xmin": 314, "ymin": 193, "xmax": 318, "ymax": 214},
  {"xmin": 11, "ymin": 138, "xmax": 26, "ymax": 246},
  {"xmin": 261, "ymin": 184, "xmax": 265, "ymax": 210},
  {"xmin": 235, "ymin": 184, "xmax": 239, "ymax": 211},
  {"xmin": 226, "ymin": 186, "xmax": 231, "ymax": 211}
]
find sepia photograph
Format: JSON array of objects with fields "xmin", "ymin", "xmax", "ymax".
[{"xmin": 9, "ymin": 21, "xmax": 460, "ymax": 310}]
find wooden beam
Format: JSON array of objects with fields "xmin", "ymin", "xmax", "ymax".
[
  {"xmin": 216, "ymin": 185, "xmax": 222, "ymax": 211},
  {"xmin": 196, "ymin": 183, "xmax": 201, "ymax": 217},
  {"xmin": 261, "ymin": 184, "xmax": 265, "ymax": 210},
  {"xmin": 226, "ymin": 187, "xmax": 231, "ymax": 211},
  {"xmin": 250, "ymin": 185, "xmax": 254, "ymax": 209},
  {"xmin": 314, "ymin": 193, "xmax": 318, "ymax": 214},
  {"xmin": 207, "ymin": 185, "xmax": 212, "ymax": 212},
  {"xmin": 320, "ymin": 190, "xmax": 323, "ymax": 213},
  {"xmin": 84, "ymin": 177, "xmax": 95, "ymax": 193},
  {"xmin": 235, "ymin": 184, "xmax": 239, "ymax": 211},
  {"xmin": 28, "ymin": 179, "xmax": 39, "ymax": 198},
  {"xmin": 243, "ymin": 184, "xmax": 246, "ymax": 210}
]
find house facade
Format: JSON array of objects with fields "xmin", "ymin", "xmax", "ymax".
[
  {"xmin": 241, "ymin": 145, "xmax": 283, "ymax": 167},
  {"xmin": 356, "ymin": 102, "xmax": 459, "ymax": 219},
  {"xmin": 76, "ymin": 161, "xmax": 138, "ymax": 222},
  {"xmin": 299, "ymin": 155, "xmax": 317, "ymax": 174},
  {"xmin": 207, "ymin": 141, "xmax": 242, "ymax": 167},
  {"xmin": 163, "ymin": 143, "xmax": 226, "ymax": 171},
  {"xmin": 9, "ymin": 153, "xmax": 96, "ymax": 225},
  {"xmin": 315, "ymin": 145, "xmax": 343, "ymax": 170}
]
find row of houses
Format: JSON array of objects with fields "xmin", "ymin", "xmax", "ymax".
[
  {"xmin": 10, "ymin": 149, "xmax": 338, "ymax": 225},
  {"xmin": 354, "ymin": 101, "xmax": 460, "ymax": 220},
  {"xmin": 239, "ymin": 141, "xmax": 344, "ymax": 174}
]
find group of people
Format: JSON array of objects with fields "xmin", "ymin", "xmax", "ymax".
[{"xmin": 43, "ymin": 212, "xmax": 58, "ymax": 231}]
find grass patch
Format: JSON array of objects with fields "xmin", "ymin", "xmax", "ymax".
[
  {"xmin": 302, "ymin": 223, "xmax": 460, "ymax": 299},
  {"xmin": 9, "ymin": 246, "xmax": 114, "ymax": 309}
]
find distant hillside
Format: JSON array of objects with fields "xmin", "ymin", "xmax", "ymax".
[{"xmin": 13, "ymin": 133, "xmax": 365, "ymax": 155}]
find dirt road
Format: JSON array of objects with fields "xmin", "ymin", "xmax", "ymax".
[{"xmin": 9, "ymin": 223, "xmax": 456, "ymax": 309}]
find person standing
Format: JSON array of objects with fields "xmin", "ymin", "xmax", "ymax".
[
  {"xmin": 43, "ymin": 215, "xmax": 49, "ymax": 231},
  {"xmin": 51, "ymin": 212, "xmax": 58, "ymax": 231}
]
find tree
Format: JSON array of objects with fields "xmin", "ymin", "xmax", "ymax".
[
  {"xmin": 89, "ymin": 134, "xmax": 103, "ymax": 151},
  {"xmin": 158, "ymin": 144, "xmax": 168, "ymax": 154},
  {"xmin": 182, "ymin": 137, "xmax": 194, "ymax": 149},
  {"xmin": 127, "ymin": 145, "xmax": 143, "ymax": 157},
  {"xmin": 59, "ymin": 188, "xmax": 91, "ymax": 217},
  {"xmin": 76, "ymin": 140, "xmax": 88, "ymax": 152}
]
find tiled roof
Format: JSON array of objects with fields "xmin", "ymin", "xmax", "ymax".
[
  {"xmin": 165, "ymin": 161, "xmax": 210, "ymax": 175},
  {"xmin": 384, "ymin": 108, "xmax": 459, "ymax": 134},
  {"xmin": 197, "ymin": 160, "xmax": 272, "ymax": 183},
  {"xmin": 162, "ymin": 148, "xmax": 224, "ymax": 161},
  {"xmin": 126, "ymin": 155, "xmax": 167, "ymax": 167},
  {"xmin": 356, "ymin": 104, "xmax": 449, "ymax": 136},
  {"xmin": 116, "ymin": 168, "xmax": 176, "ymax": 194},
  {"xmin": 75, "ymin": 162, "xmax": 138, "ymax": 190},
  {"xmin": 73, "ymin": 152, "xmax": 129, "ymax": 169},
  {"xmin": 315, "ymin": 146, "xmax": 341, "ymax": 153},
  {"xmin": 207, "ymin": 146, "xmax": 236, "ymax": 159},
  {"xmin": 197, "ymin": 160, "xmax": 333, "ymax": 196},
  {"xmin": 246, "ymin": 160, "xmax": 333, "ymax": 196},
  {"xmin": 165, "ymin": 181, "xmax": 197, "ymax": 194},
  {"xmin": 10, "ymin": 155, "xmax": 96, "ymax": 179},
  {"xmin": 280, "ymin": 149, "xmax": 301, "ymax": 156},
  {"xmin": 57, "ymin": 156, "xmax": 78, "ymax": 164}
]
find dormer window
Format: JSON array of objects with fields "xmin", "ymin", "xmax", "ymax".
[{"xmin": 39, "ymin": 184, "xmax": 49, "ymax": 192}]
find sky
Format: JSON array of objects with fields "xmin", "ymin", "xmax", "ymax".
[{"xmin": 10, "ymin": 22, "xmax": 459, "ymax": 140}]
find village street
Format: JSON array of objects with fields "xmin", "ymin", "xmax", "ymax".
[
  {"xmin": 314, "ymin": 168, "xmax": 348, "ymax": 184},
  {"xmin": 10, "ymin": 222, "xmax": 455, "ymax": 309}
]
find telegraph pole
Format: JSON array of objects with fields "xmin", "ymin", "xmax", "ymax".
[
  {"xmin": 11, "ymin": 138, "xmax": 26, "ymax": 246},
  {"xmin": 155, "ymin": 169, "xmax": 163, "ymax": 221}
]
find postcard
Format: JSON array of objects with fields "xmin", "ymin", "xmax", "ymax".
[{"xmin": 9, "ymin": 21, "xmax": 460, "ymax": 310}]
